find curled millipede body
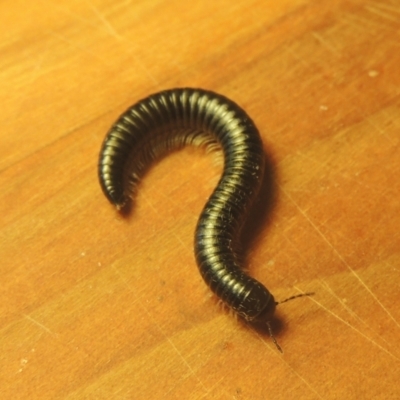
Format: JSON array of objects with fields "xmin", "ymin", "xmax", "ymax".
[{"xmin": 99, "ymin": 88, "xmax": 277, "ymax": 323}]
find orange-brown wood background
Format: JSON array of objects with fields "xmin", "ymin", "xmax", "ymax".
[{"xmin": 1, "ymin": 0, "xmax": 400, "ymax": 399}]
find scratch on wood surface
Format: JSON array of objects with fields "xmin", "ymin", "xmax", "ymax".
[
  {"xmin": 285, "ymin": 362, "xmax": 325, "ymax": 400},
  {"xmin": 365, "ymin": 3, "xmax": 400, "ymax": 23},
  {"xmin": 292, "ymin": 148, "xmax": 331, "ymax": 173},
  {"xmin": 196, "ymin": 376, "xmax": 225, "ymax": 399},
  {"xmin": 347, "ymin": 266, "xmax": 400, "ymax": 331},
  {"xmin": 47, "ymin": 1, "xmax": 159, "ymax": 85},
  {"xmin": 166, "ymin": 335, "xmax": 209, "ymax": 392},
  {"xmin": 164, "ymin": 372, "xmax": 215, "ymax": 399},
  {"xmin": 27, "ymin": 43, "xmax": 49, "ymax": 85},
  {"xmin": 282, "ymin": 188, "xmax": 400, "ymax": 333},
  {"xmin": 254, "ymin": 331, "xmax": 325, "ymax": 399},
  {"xmin": 342, "ymin": 10, "xmax": 385, "ymax": 32},
  {"xmin": 137, "ymin": 300, "xmax": 209, "ymax": 394},
  {"xmin": 23, "ymin": 314, "xmax": 56, "ymax": 336},
  {"xmin": 141, "ymin": 194, "xmax": 159, "ymax": 214},
  {"xmin": 300, "ymin": 287, "xmax": 400, "ymax": 361},
  {"xmin": 340, "ymin": 13, "xmax": 363, "ymax": 31},
  {"xmin": 366, "ymin": 0, "xmax": 400, "ymax": 16},
  {"xmin": 311, "ymin": 31, "xmax": 340, "ymax": 56},
  {"xmin": 285, "ymin": 45, "xmax": 311, "ymax": 71},
  {"xmin": 45, "ymin": 1, "xmax": 101, "ymax": 31},
  {"xmin": 390, "ymin": 112, "xmax": 400, "ymax": 146},
  {"xmin": 84, "ymin": 0, "xmax": 123, "ymax": 40},
  {"xmin": 109, "ymin": 263, "xmax": 145, "ymax": 301},
  {"xmin": 99, "ymin": 270, "xmax": 209, "ymax": 394},
  {"xmin": 171, "ymin": 231, "xmax": 187, "ymax": 250},
  {"xmin": 315, "ymin": 221, "xmax": 400, "ymax": 333},
  {"xmin": 81, "ymin": 0, "xmax": 160, "ymax": 85},
  {"xmin": 366, "ymin": 115, "xmax": 396, "ymax": 146},
  {"xmin": 319, "ymin": 279, "xmax": 394, "ymax": 349},
  {"xmin": 290, "ymin": 144, "xmax": 371, "ymax": 191},
  {"xmin": 48, "ymin": 30, "xmax": 111, "ymax": 66},
  {"xmin": 48, "ymin": 0, "xmax": 123, "ymax": 41}
]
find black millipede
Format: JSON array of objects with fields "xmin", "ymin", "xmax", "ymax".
[{"xmin": 98, "ymin": 88, "xmax": 312, "ymax": 351}]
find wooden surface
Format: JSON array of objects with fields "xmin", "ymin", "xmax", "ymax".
[{"xmin": 1, "ymin": 0, "xmax": 400, "ymax": 398}]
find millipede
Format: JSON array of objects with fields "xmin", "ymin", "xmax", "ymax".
[{"xmin": 98, "ymin": 88, "xmax": 312, "ymax": 351}]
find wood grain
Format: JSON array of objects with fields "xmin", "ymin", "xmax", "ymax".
[{"xmin": 1, "ymin": 0, "xmax": 399, "ymax": 398}]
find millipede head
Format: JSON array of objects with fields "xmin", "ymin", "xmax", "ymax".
[{"xmin": 252, "ymin": 294, "xmax": 276, "ymax": 322}]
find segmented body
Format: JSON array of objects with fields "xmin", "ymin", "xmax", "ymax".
[{"xmin": 98, "ymin": 88, "xmax": 276, "ymax": 322}]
